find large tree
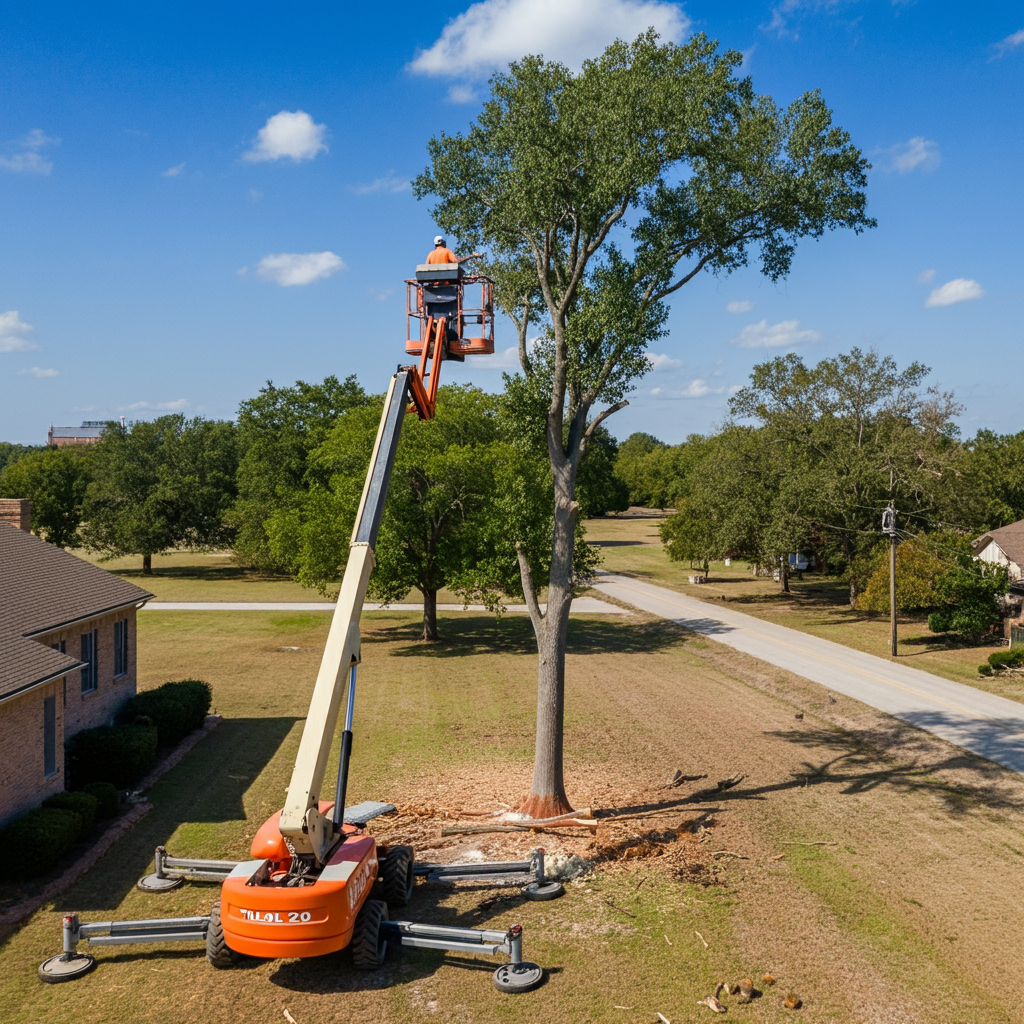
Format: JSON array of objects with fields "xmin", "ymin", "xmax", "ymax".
[
  {"xmin": 82, "ymin": 416, "xmax": 238, "ymax": 572},
  {"xmin": 267, "ymin": 385, "xmax": 503, "ymax": 640},
  {"xmin": 0, "ymin": 445, "xmax": 91, "ymax": 548},
  {"xmin": 232, "ymin": 375, "xmax": 369, "ymax": 571},
  {"xmin": 415, "ymin": 31, "xmax": 873, "ymax": 816},
  {"xmin": 729, "ymin": 348, "xmax": 963, "ymax": 604}
]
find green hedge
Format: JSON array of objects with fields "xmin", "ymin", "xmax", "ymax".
[
  {"xmin": 120, "ymin": 679, "xmax": 212, "ymax": 747},
  {"xmin": 0, "ymin": 808, "xmax": 82, "ymax": 879},
  {"xmin": 988, "ymin": 648, "xmax": 1024, "ymax": 671},
  {"xmin": 82, "ymin": 781, "xmax": 119, "ymax": 819},
  {"xmin": 66, "ymin": 723, "xmax": 158, "ymax": 790},
  {"xmin": 42, "ymin": 791, "xmax": 99, "ymax": 838}
]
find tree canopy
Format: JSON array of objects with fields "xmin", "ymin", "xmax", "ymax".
[
  {"xmin": 232, "ymin": 375, "xmax": 369, "ymax": 571},
  {"xmin": 415, "ymin": 30, "xmax": 874, "ymax": 816},
  {"xmin": 82, "ymin": 416, "xmax": 238, "ymax": 572},
  {"xmin": 0, "ymin": 445, "xmax": 91, "ymax": 548}
]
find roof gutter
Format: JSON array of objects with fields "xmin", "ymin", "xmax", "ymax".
[
  {"xmin": 0, "ymin": 663, "xmax": 86, "ymax": 705},
  {"xmin": 23, "ymin": 596, "xmax": 153, "ymax": 639}
]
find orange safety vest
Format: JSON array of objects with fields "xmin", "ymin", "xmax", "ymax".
[{"xmin": 426, "ymin": 246, "xmax": 457, "ymax": 264}]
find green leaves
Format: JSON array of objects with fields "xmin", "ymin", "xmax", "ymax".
[{"xmin": 82, "ymin": 415, "xmax": 239, "ymax": 563}]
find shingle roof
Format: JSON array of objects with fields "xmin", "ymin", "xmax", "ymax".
[
  {"xmin": 50, "ymin": 425, "xmax": 104, "ymax": 438},
  {"xmin": 974, "ymin": 519, "xmax": 1024, "ymax": 571},
  {"xmin": 0, "ymin": 523, "xmax": 152, "ymax": 698}
]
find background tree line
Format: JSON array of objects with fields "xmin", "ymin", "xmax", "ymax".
[
  {"xmin": 0, "ymin": 375, "xmax": 627, "ymax": 639},
  {"xmin": 615, "ymin": 346, "xmax": 1021, "ymax": 637}
]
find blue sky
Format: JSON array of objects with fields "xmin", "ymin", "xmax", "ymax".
[{"xmin": 1, "ymin": 0, "xmax": 1021, "ymax": 445}]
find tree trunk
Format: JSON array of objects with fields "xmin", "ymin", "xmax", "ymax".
[
  {"xmin": 142, "ymin": 552, "xmax": 152, "ymax": 575},
  {"xmin": 518, "ymin": 467, "xmax": 576, "ymax": 820},
  {"xmin": 421, "ymin": 588, "xmax": 438, "ymax": 641},
  {"xmin": 780, "ymin": 560, "xmax": 790, "ymax": 594}
]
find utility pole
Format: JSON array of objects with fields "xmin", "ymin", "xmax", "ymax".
[{"xmin": 882, "ymin": 502, "xmax": 898, "ymax": 656}]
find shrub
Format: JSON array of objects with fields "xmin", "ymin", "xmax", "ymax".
[
  {"xmin": 81, "ymin": 781, "xmax": 119, "ymax": 819},
  {"xmin": 66, "ymin": 723, "xmax": 158, "ymax": 790},
  {"xmin": 42, "ymin": 791, "xmax": 99, "ymax": 838},
  {"xmin": 988, "ymin": 649, "xmax": 1024, "ymax": 671},
  {"xmin": 979, "ymin": 663, "xmax": 993, "ymax": 676},
  {"xmin": 0, "ymin": 808, "xmax": 82, "ymax": 879},
  {"xmin": 121, "ymin": 679, "xmax": 212, "ymax": 746}
]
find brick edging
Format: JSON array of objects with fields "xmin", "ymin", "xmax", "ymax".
[{"xmin": 0, "ymin": 715, "xmax": 224, "ymax": 929}]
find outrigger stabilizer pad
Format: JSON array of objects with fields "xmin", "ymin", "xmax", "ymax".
[
  {"xmin": 521, "ymin": 880, "xmax": 565, "ymax": 901},
  {"xmin": 137, "ymin": 873, "xmax": 184, "ymax": 892},
  {"xmin": 493, "ymin": 960, "xmax": 544, "ymax": 993},
  {"xmin": 38, "ymin": 953, "xmax": 96, "ymax": 984}
]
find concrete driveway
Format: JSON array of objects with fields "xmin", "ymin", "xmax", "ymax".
[{"xmin": 592, "ymin": 571, "xmax": 1024, "ymax": 776}]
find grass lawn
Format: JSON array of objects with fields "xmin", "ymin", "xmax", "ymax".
[
  {"xmin": 586, "ymin": 510, "xmax": 1020, "ymax": 701},
  {"xmin": 4, "ymin": 601, "xmax": 1024, "ymax": 1022}
]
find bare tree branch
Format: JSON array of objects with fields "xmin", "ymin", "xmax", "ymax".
[{"xmin": 516, "ymin": 541, "xmax": 544, "ymax": 633}]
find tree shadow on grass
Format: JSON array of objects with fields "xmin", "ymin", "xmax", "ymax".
[
  {"xmin": 366, "ymin": 616, "xmax": 692, "ymax": 659},
  {"xmin": 111, "ymin": 564, "xmax": 292, "ymax": 584},
  {"xmin": 703, "ymin": 723, "xmax": 1024, "ymax": 817},
  {"xmin": 52, "ymin": 716, "xmax": 298, "ymax": 914}
]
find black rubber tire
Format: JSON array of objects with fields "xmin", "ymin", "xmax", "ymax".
[
  {"xmin": 381, "ymin": 845, "xmax": 415, "ymax": 908},
  {"xmin": 351, "ymin": 898, "xmax": 388, "ymax": 970},
  {"xmin": 206, "ymin": 901, "xmax": 242, "ymax": 968}
]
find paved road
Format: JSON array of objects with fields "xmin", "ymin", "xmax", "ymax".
[
  {"xmin": 592, "ymin": 571, "xmax": 1024, "ymax": 775},
  {"xmin": 141, "ymin": 597, "xmax": 626, "ymax": 614}
]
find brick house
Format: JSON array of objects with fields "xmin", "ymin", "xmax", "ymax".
[
  {"xmin": 47, "ymin": 421, "xmax": 107, "ymax": 447},
  {"xmin": 0, "ymin": 501, "xmax": 153, "ymax": 826}
]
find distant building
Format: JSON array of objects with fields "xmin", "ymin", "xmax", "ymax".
[
  {"xmin": 48, "ymin": 421, "xmax": 110, "ymax": 447},
  {"xmin": 973, "ymin": 519, "xmax": 1024, "ymax": 582},
  {"xmin": 0, "ymin": 500, "xmax": 152, "ymax": 826}
]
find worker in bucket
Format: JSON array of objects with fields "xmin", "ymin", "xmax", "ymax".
[{"xmin": 426, "ymin": 235, "xmax": 457, "ymax": 264}]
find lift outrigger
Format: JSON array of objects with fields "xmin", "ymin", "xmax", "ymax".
[{"xmin": 40, "ymin": 261, "xmax": 561, "ymax": 991}]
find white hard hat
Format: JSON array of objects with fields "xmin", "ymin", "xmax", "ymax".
[{"xmin": 434, "ymin": 235, "xmax": 445, "ymax": 245}]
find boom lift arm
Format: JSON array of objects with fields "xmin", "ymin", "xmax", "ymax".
[{"xmin": 278, "ymin": 369, "xmax": 413, "ymax": 863}]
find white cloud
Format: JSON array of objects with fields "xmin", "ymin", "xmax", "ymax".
[
  {"xmin": 447, "ymin": 85, "xmax": 477, "ymax": 104},
  {"xmin": 248, "ymin": 188, "xmax": 263, "ymax": 202},
  {"xmin": 369, "ymin": 287, "xmax": 395, "ymax": 302},
  {"xmin": 350, "ymin": 172, "xmax": 409, "ymax": 195},
  {"xmin": 764, "ymin": 0, "xmax": 843, "ymax": 38},
  {"xmin": 650, "ymin": 378, "xmax": 727, "ymax": 399},
  {"xmin": 409, "ymin": 0, "xmax": 689, "ymax": 79},
  {"xmin": 255, "ymin": 251, "xmax": 346, "ymax": 286},
  {"xmin": 992, "ymin": 28, "xmax": 1024, "ymax": 57},
  {"xmin": 916, "ymin": 269, "xmax": 935, "ymax": 284},
  {"xmin": 646, "ymin": 352, "xmax": 682, "ymax": 372},
  {"xmin": 925, "ymin": 278, "xmax": 984, "ymax": 307},
  {"xmin": 683, "ymin": 378, "xmax": 713, "ymax": 398},
  {"xmin": 126, "ymin": 399, "xmax": 189, "ymax": 412},
  {"xmin": 726, "ymin": 299, "xmax": 753, "ymax": 313},
  {"xmin": 887, "ymin": 136, "xmax": 940, "ymax": 174},
  {"xmin": 0, "ymin": 128, "xmax": 59, "ymax": 175},
  {"xmin": 0, "ymin": 311, "xmax": 38, "ymax": 352},
  {"xmin": 731, "ymin": 319, "xmax": 822, "ymax": 349},
  {"xmin": 243, "ymin": 111, "xmax": 327, "ymax": 163},
  {"xmin": 162, "ymin": 162, "xmax": 186, "ymax": 177},
  {"xmin": 18, "ymin": 366, "xmax": 58, "ymax": 378}
]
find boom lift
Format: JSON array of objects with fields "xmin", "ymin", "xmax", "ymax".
[{"xmin": 39, "ymin": 264, "xmax": 559, "ymax": 991}]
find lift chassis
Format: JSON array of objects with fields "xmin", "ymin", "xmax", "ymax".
[{"xmin": 41, "ymin": 267, "xmax": 557, "ymax": 992}]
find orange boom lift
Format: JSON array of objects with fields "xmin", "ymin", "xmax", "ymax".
[{"xmin": 41, "ymin": 263, "xmax": 560, "ymax": 993}]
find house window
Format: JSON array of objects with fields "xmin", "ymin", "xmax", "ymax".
[
  {"xmin": 80, "ymin": 629, "xmax": 98, "ymax": 693},
  {"xmin": 51, "ymin": 640, "xmax": 65, "ymax": 654},
  {"xmin": 44, "ymin": 695, "xmax": 57, "ymax": 776},
  {"xmin": 114, "ymin": 619, "xmax": 128, "ymax": 677}
]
